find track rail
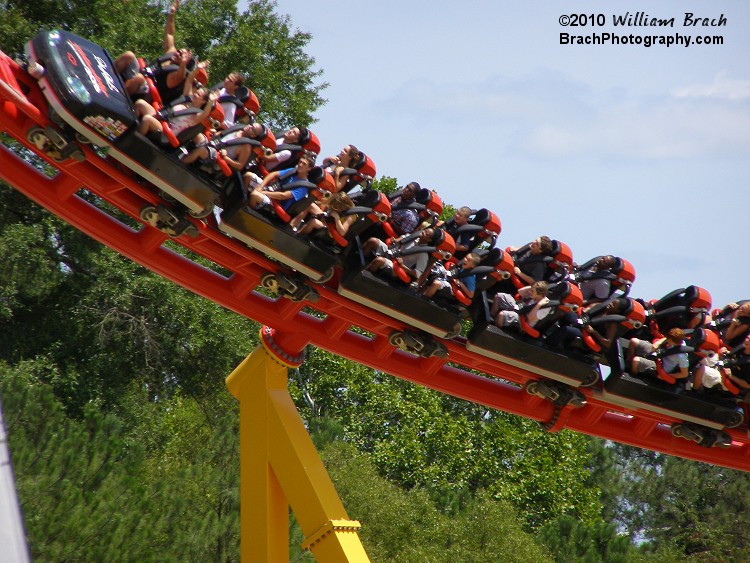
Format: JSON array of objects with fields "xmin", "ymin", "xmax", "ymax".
[{"xmin": 2, "ymin": 54, "xmax": 749, "ymax": 472}]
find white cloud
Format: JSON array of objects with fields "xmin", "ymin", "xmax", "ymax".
[
  {"xmin": 522, "ymin": 100, "xmax": 750, "ymax": 159},
  {"xmin": 673, "ymin": 72, "xmax": 750, "ymax": 101},
  {"xmin": 380, "ymin": 71, "xmax": 750, "ymax": 160}
]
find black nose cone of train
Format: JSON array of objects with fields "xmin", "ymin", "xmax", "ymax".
[{"xmin": 27, "ymin": 30, "xmax": 136, "ymax": 142}]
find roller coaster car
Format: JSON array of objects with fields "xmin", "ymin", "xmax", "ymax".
[
  {"xmin": 339, "ymin": 230, "xmax": 464, "ymax": 339},
  {"xmin": 25, "ymin": 30, "xmax": 220, "ymax": 218},
  {"xmin": 600, "ymin": 337, "xmax": 744, "ymax": 431},
  {"xmin": 219, "ymin": 167, "xmax": 338, "ymax": 282},
  {"xmin": 220, "ymin": 173, "xmax": 390, "ymax": 283},
  {"xmin": 467, "ymin": 281, "xmax": 602, "ymax": 388}
]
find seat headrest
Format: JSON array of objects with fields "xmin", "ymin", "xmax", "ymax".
[
  {"xmin": 310, "ymin": 168, "xmax": 335, "ymax": 191},
  {"xmin": 432, "ymin": 228, "xmax": 445, "ymax": 246},
  {"xmin": 551, "ymin": 240, "xmax": 574, "ymax": 266},
  {"xmin": 432, "ymin": 230, "xmax": 456, "ymax": 260},
  {"xmin": 307, "ymin": 166, "xmax": 324, "ymax": 185},
  {"xmin": 299, "ymin": 129, "xmax": 321, "ymax": 155},
  {"xmin": 472, "ymin": 208, "xmax": 489, "ymax": 224},
  {"xmin": 354, "ymin": 153, "xmax": 377, "ymax": 178},
  {"xmin": 257, "ymin": 125, "xmax": 276, "ymax": 152},
  {"xmin": 243, "ymin": 89, "xmax": 260, "ymax": 115},
  {"xmin": 484, "ymin": 247, "xmax": 502, "ymax": 264},
  {"xmin": 235, "ymin": 85, "xmax": 250, "ymax": 102},
  {"xmin": 415, "ymin": 188, "xmax": 431, "ymax": 204},
  {"xmin": 471, "ymin": 208, "xmax": 502, "ymax": 237},
  {"xmin": 690, "ymin": 286, "xmax": 712, "ymax": 310}
]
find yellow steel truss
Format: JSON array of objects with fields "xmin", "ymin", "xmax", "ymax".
[{"xmin": 226, "ymin": 331, "xmax": 370, "ymax": 562}]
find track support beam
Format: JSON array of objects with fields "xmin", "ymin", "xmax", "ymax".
[{"xmin": 226, "ymin": 327, "xmax": 370, "ymax": 562}]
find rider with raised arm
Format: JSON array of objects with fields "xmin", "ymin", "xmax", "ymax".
[{"xmin": 115, "ymin": 1, "xmax": 201, "ymax": 106}]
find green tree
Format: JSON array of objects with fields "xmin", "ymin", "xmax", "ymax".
[
  {"xmin": 292, "ymin": 349, "xmax": 602, "ymax": 531},
  {"xmin": 116, "ymin": 382, "xmax": 242, "ymax": 561},
  {"xmin": 2, "ymin": 359, "xmax": 244, "ymax": 561},
  {"xmin": 0, "ymin": 217, "xmax": 260, "ymax": 412},
  {"xmin": 371, "ymin": 175, "xmax": 398, "ymax": 195},
  {"xmin": 538, "ymin": 514, "xmax": 635, "ymax": 563},
  {"xmin": 613, "ymin": 447, "xmax": 750, "ymax": 561},
  {"xmin": 322, "ymin": 440, "xmax": 553, "ymax": 562},
  {"xmin": 2, "ymin": 359, "xmax": 161, "ymax": 560}
]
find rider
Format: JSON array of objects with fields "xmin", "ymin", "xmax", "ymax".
[
  {"xmin": 628, "ymin": 328, "xmax": 689, "ymax": 381},
  {"xmin": 247, "ymin": 154, "xmax": 315, "ymax": 214},
  {"xmin": 490, "ymin": 281, "xmax": 551, "ymax": 331},
  {"xmin": 421, "ymin": 252, "xmax": 481, "ymax": 300},
  {"xmin": 509, "ymin": 236, "xmax": 554, "ymax": 285},
  {"xmin": 363, "ymin": 227, "xmax": 439, "ymax": 287},
  {"xmin": 388, "ymin": 182, "xmax": 421, "ymax": 236},
  {"xmin": 216, "ymin": 71, "xmax": 247, "ymax": 129},
  {"xmin": 115, "ymin": 1, "xmax": 200, "ymax": 106}
]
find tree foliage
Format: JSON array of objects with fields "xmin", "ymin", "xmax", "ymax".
[
  {"xmin": 602, "ymin": 444, "xmax": 750, "ymax": 561},
  {"xmin": 0, "ymin": 200, "xmax": 259, "ymax": 412},
  {"xmin": 2, "ymin": 359, "xmax": 245, "ymax": 560},
  {"xmin": 322, "ymin": 440, "xmax": 553, "ymax": 562},
  {"xmin": 537, "ymin": 515, "xmax": 634, "ymax": 563},
  {"xmin": 292, "ymin": 349, "xmax": 601, "ymax": 531}
]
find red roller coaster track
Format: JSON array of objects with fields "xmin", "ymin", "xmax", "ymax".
[{"xmin": 2, "ymin": 52, "xmax": 749, "ymax": 472}]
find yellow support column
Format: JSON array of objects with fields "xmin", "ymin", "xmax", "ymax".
[{"xmin": 226, "ymin": 326, "xmax": 370, "ymax": 562}]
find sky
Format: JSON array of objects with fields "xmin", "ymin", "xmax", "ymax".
[{"xmin": 256, "ymin": 0, "xmax": 748, "ymax": 309}]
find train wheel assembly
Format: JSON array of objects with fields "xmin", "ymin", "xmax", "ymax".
[
  {"xmin": 671, "ymin": 423, "xmax": 732, "ymax": 449},
  {"xmin": 26, "ymin": 125, "xmax": 84, "ymax": 162},
  {"xmin": 526, "ymin": 379, "xmax": 586, "ymax": 408},
  {"xmin": 139, "ymin": 204, "xmax": 197, "ymax": 238},
  {"xmin": 260, "ymin": 272, "xmax": 319, "ymax": 303},
  {"xmin": 389, "ymin": 330, "xmax": 447, "ymax": 358},
  {"xmin": 445, "ymin": 322, "xmax": 462, "ymax": 339}
]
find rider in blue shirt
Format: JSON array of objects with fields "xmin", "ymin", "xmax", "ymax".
[{"xmin": 248, "ymin": 154, "xmax": 315, "ymax": 212}]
